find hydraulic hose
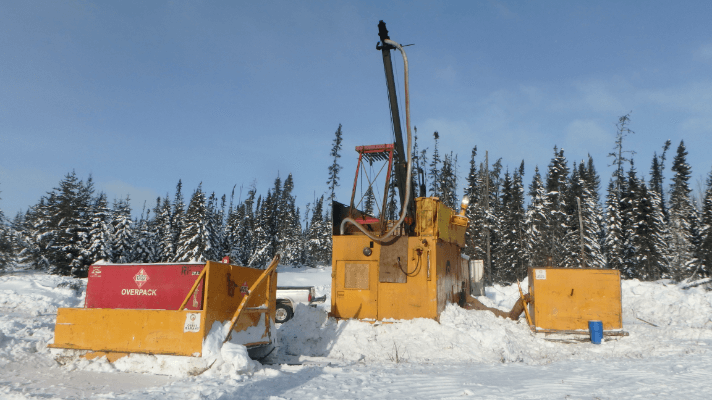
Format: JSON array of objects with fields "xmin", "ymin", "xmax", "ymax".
[{"xmin": 340, "ymin": 38, "xmax": 413, "ymax": 242}]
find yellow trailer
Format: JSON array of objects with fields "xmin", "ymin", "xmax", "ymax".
[{"xmin": 49, "ymin": 255, "xmax": 279, "ymax": 361}]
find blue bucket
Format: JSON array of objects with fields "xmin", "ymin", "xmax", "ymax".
[{"xmin": 589, "ymin": 320, "xmax": 603, "ymax": 344}]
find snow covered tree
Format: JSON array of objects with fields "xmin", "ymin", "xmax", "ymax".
[
  {"xmin": 232, "ymin": 187, "xmax": 256, "ymax": 266},
  {"xmin": 363, "ymin": 185, "xmax": 375, "ymax": 216},
  {"xmin": 158, "ymin": 196, "xmax": 176, "ymax": 261},
  {"xmin": 31, "ymin": 172, "xmax": 95, "ymax": 275},
  {"xmin": 525, "ymin": 167, "xmax": 550, "ymax": 268},
  {"xmin": 608, "ymin": 113, "xmax": 635, "ymax": 200},
  {"xmin": 386, "ymin": 161, "xmax": 399, "ymax": 221},
  {"xmin": 629, "ymin": 178, "xmax": 670, "ymax": 280},
  {"xmin": 604, "ymin": 180, "xmax": 625, "ymax": 271},
  {"xmin": 698, "ymin": 167, "xmax": 712, "ymax": 277},
  {"xmin": 498, "ymin": 164, "xmax": 527, "ymax": 281},
  {"xmin": 277, "ymin": 174, "xmax": 302, "ymax": 265},
  {"xmin": 305, "ymin": 195, "xmax": 330, "ymax": 267},
  {"xmin": 86, "ymin": 192, "xmax": 113, "ymax": 264},
  {"xmin": 132, "ymin": 210, "xmax": 154, "ymax": 263},
  {"xmin": 649, "ymin": 140, "xmax": 672, "ymax": 219},
  {"xmin": 327, "ymin": 124, "xmax": 343, "ymax": 202},
  {"xmin": 172, "ymin": 180, "xmax": 186, "ymax": 254},
  {"xmin": 463, "ymin": 147, "xmax": 482, "ymax": 259},
  {"xmin": 0, "ymin": 201, "xmax": 12, "ymax": 270},
  {"xmin": 440, "ymin": 152, "xmax": 458, "ymax": 210},
  {"xmin": 668, "ymin": 141, "xmax": 699, "ymax": 280},
  {"xmin": 111, "ymin": 196, "xmax": 134, "ymax": 264},
  {"xmin": 205, "ymin": 192, "xmax": 224, "ymax": 261},
  {"xmin": 544, "ymin": 147, "xmax": 570, "ymax": 268},
  {"xmin": 176, "ymin": 185, "xmax": 211, "ymax": 262}
]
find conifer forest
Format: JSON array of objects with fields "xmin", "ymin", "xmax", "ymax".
[{"xmin": 1, "ymin": 116, "xmax": 711, "ymax": 284}]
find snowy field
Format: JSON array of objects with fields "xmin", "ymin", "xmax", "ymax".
[{"xmin": 1, "ymin": 265, "xmax": 712, "ymax": 399}]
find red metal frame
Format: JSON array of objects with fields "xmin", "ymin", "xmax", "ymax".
[{"xmin": 349, "ymin": 143, "xmax": 395, "ymax": 230}]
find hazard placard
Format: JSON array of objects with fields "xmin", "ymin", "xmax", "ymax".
[{"xmin": 183, "ymin": 313, "xmax": 201, "ymax": 332}]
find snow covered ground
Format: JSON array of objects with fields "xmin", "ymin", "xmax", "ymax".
[{"xmin": 1, "ymin": 266, "xmax": 711, "ymax": 399}]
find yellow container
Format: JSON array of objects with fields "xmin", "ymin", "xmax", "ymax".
[
  {"xmin": 527, "ymin": 267, "xmax": 622, "ymax": 332},
  {"xmin": 49, "ymin": 260, "xmax": 278, "ymax": 358}
]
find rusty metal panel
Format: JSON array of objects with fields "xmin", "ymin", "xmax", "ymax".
[
  {"xmin": 435, "ymin": 241, "xmax": 468, "ymax": 316},
  {"xmin": 379, "ymin": 236, "xmax": 408, "ymax": 283},
  {"xmin": 345, "ymin": 263, "xmax": 370, "ymax": 289},
  {"xmin": 86, "ymin": 263, "xmax": 205, "ymax": 310},
  {"xmin": 528, "ymin": 267, "xmax": 622, "ymax": 331}
]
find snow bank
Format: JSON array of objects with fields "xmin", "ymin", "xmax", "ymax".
[
  {"xmin": 275, "ymin": 272, "xmax": 712, "ymax": 365},
  {"xmin": 1, "ymin": 266, "xmax": 711, "ymax": 394}
]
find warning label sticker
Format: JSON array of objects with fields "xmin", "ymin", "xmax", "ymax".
[
  {"xmin": 184, "ymin": 313, "xmax": 201, "ymax": 333},
  {"xmin": 535, "ymin": 269, "xmax": 546, "ymax": 280},
  {"xmin": 134, "ymin": 268, "xmax": 149, "ymax": 288}
]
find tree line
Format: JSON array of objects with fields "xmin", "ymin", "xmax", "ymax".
[
  {"xmin": 1, "ymin": 117, "xmax": 711, "ymax": 283},
  {"xmin": 0, "ymin": 173, "xmax": 332, "ymax": 276}
]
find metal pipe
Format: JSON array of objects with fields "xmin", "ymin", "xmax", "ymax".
[{"xmin": 341, "ymin": 38, "xmax": 413, "ymax": 243}]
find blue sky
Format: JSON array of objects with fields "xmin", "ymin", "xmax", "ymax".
[{"xmin": 2, "ymin": 1, "xmax": 712, "ymax": 220}]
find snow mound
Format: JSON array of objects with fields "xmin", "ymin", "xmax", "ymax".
[{"xmin": 276, "ymin": 277, "xmax": 712, "ymax": 365}]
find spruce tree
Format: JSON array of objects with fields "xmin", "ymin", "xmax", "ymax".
[
  {"xmin": 0, "ymin": 192, "xmax": 12, "ymax": 269},
  {"xmin": 327, "ymin": 124, "xmax": 343, "ymax": 202},
  {"xmin": 233, "ymin": 187, "xmax": 256, "ymax": 266},
  {"xmin": 176, "ymin": 185, "xmax": 211, "ymax": 262},
  {"xmin": 650, "ymin": 140, "xmax": 672, "ymax": 218},
  {"xmin": 668, "ymin": 141, "xmax": 699, "ymax": 280},
  {"xmin": 428, "ymin": 131, "xmax": 441, "ymax": 197},
  {"xmin": 158, "ymin": 196, "xmax": 176, "ymax": 261},
  {"xmin": 440, "ymin": 152, "xmax": 458, "ymax": 209},
  {"xmin": 363, "ymin": 185, "xmax": 375, "ymax": 215},
  {"xmin": 86, "ymin": 192, "xmax": 113, "ymax": 264},
  {"xmin": 463, "ymin": 147, "xmax": 482, "ymax": 259},
  {"xmin": 579, "ymin": 161, "xmax": 606, "ymax": 269},
  {"xmin": 544, "ymin": 147, "xmax": 570, "ymax": 267},
  {"xmin": 604, "ymin": 180, "xmax": 625, "ymax": 272},
  {"xmin": 111, "ymin": 196, "xmax": 134, "ymax": 264},
  {"xmin": 608, "ymin": 113, "xmax": 635, "ymax": 200},
  {"xmin": 630, "ymin": 179, "xmax": 670, "ymax": 280},
  {"xmin": 498, "ymin": 165, "xmax": 527, "ymax": 281},
  {"xmin": 698, "ymin": 167, "xmax": 712, "ymax": 277},
  {"xmin": 132, "ymin": 210, "xmax": 154, "ymax": 263},
  {"xmin": 305, "ymin": 195, "xmax": 329, "ymax": 267},
  {"xmin": 525, "ymin": 167, "xmax": 551, "ymax": 268},
  {"xmin": 172, "ymin": 180, "xmax": 186, "ymax": 253}
]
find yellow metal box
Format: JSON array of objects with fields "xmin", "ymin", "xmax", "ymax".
[{"xmin": 527, "ymin": 267, "xmax": 622, "ymax": 332}]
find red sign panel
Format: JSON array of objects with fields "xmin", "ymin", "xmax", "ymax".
[{"xmin": 85, "ymin": 263, "xmax": 206, "ymax": 310}]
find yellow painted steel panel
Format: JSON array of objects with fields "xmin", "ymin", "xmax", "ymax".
[
  {"xmin": 50, "ymin": 261, "xmax": 277, "ymax": 358},
  {"xmin": 332, "ymin": 260, "xmax": 378, "ymax": 319},
  {"xmin": 203, "ymin": 261, "xmax": 274, "ymax": 344},
  {"xmin": 527, "ymin": 267, "xmax": 622, "ymax": 331},
  {"xmin": 331, "ymin": 236, "xmax": 380, "ymax": 320},
  {"xmin": 50, "ymin": 308, "xmax": 204, "ymax": 356},
  {"xmin": 414, "ymin": 198, "xmax": 466, "ymax": 247}
]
